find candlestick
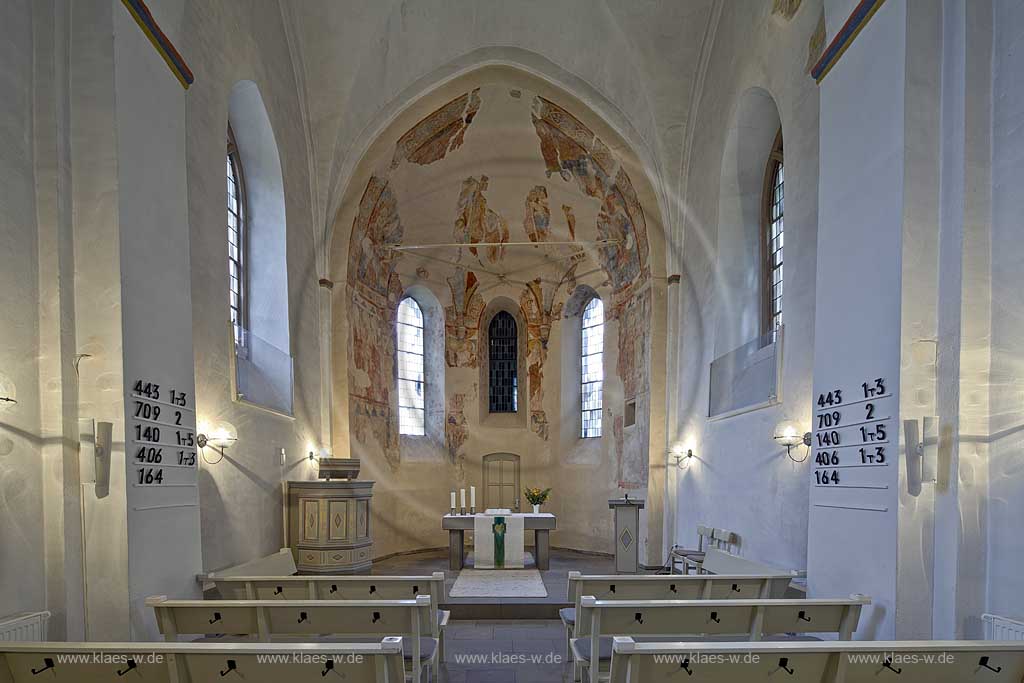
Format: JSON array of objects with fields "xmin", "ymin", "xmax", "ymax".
[
  {"xmin": 450, "ymin": 491, "xmax": 456, "ymax": 509},
  {"xmin": 460, "ymin": 488, "xmax": 466, "ymax": 510},
  {"xmin": 470, "ymin": 486, "xmax": 476, "ymax": 509}
]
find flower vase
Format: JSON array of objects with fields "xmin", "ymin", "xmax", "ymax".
[{"xmin": 532, "ymin": 504, "xmax": 540, "ymax": 514}]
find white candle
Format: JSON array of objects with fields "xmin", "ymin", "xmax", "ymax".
[
  {"xmin": 460, "ymin": 488, "xmax": 466, "ymax": 509},
  {"xmin": 450, "ymin": 491, "xmax": 456, "ymax": 509},
  {"xmin": 470, "ymin": 486, "xmax": 476, "ymax": 508}
]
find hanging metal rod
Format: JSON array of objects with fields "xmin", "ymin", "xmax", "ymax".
[{"xmin": 384, "ymin": 240, "xmax": 620, "ymax": 250}]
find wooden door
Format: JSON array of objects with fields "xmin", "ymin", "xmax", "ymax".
[{"xmin": 482, "ymin": 453, "xmax": 520, "ymax": 511}]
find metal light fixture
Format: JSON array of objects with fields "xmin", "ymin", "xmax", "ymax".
[
  {"xmin": 669, "ymin": 443, "xmax": 695, "ymax": 468},
  {"xmin": 774, "ymin": 421, "xmax": 811, "ymax": 461},
  {"xmin": 196, "ymin": 423, "xmax": 237, "ymax": 463}
]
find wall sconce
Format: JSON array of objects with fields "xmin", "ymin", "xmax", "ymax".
[
  {"xmin": 196, "ymin": 423, "xmax": 237, "ymax": 463},
  {"xmin": 774, "ymin": 421, "xmax": 811, "ymax": 462},
  {"xmin": 669, "ymin": 443, "xmax": 695, "ymax": 468}
]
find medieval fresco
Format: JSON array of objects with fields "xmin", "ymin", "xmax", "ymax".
[
  {"xmin": 391, "ymin": 89, "xmax": 482, "ymax": 169},
  {"xmin": 453, "ymin": 175, "xmax": 510, "ymax": 265},
  {"xmin": 444, "ymin": 270, "xmax": 485, "ymax": 368},
  {"xmin": 343, "ymin": 81, "xmax": 655, "ymax": 502}
]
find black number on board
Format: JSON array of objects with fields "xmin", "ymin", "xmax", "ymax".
[
  {"xmin": 174, "ymin": 411, "xmax": 182, "ymax": 426},
  {"xmin": 176, "ymin": 431, "xmax": 195, "ymax": 447},
  {"xmin": 135, "ymin": 425, "xmax": 160, "ymax": 443},
  {"xmin": 862, "ymin": 378, "xmax": 886, "ymax": 398},
  {"xmin": 816, "ymin": 431, "xmax": 840, "ymax": 447},
  {"xmin": 815, "ymin": 470, "xmax": 840, "ymax": 485},
  {"xmin": 170, "ymin": 390, "xmax": 188, "ymax": 407},
  {"xmin": 177, "ymin": 451, "xmax": 196, "ymax": 467},
  {"xmin": 137, "ymin": 468, "xmax": 164, "ymax": 485},
  {"xmin": 817, "ymin": 390, "xmax": 843, "ymax": 408},
  {"xmin": 135, "ymin": 447, "xmax": 163, "ymax": 464},
  {"xmin": 865, "ymin": 402, "xmax": 875, "ymax": 420},
  {"xmin": 815, "ymin": 451, "xmax": 840, "ymax": 467},
  {"xmin": 860, "ymin": 446, "xmax": 886, "ymax": 464},
  {"xmin": 133, "ymin": 381, "xmax": 160, "ymax": 400},
  {"xmin": 817, "ymin": 411, "xmax": 841, "ymax": 429},
  {"xmin": 859, "ymin": 424, "xmax": 887, "ymax": 443},
  {"xmin": 134, "ymin": 402, "xmax": 161, "ymax": 421}
]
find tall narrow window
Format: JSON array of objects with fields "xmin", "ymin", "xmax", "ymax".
[
  {"xmin": 581, "ymin": 297, "xmax": 604, "ymax": 438},
  {"xmin": 227, "ymin": 125, "xmax": 246, "ymax": 349},
  {"xmin": 762, "ymin": 130, "xmax": 784, "ymax": 336},
  {"xmin": 488, "ymin": 311, "xmax": 518, "ymax": 413},
  {"xmin": 397, "ymin": 297, "xmax": 426, "ymax": 436}
]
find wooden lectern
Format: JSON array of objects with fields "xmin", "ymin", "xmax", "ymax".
[{"xmin": 608, "ymin": 496, "xmax": 645, "ymax": 573}]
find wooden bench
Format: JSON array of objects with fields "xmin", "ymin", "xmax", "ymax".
[
  {"xmin": 199, "ymin": 551, "xmax": 451, "ymax": 664},
  {"xmin": 148, "ymin": 595, "xmax": 437, "ymax": 683},
  {"xmin": 670, "ymin": 526, "xmax": 737, "ymax": 574},
  {"xmin": 572, "ymin": 595, "xmax": 868, "ymax": 683},
  {"xmin": 0, "ymin": 640, "xmax": 405, "ymax": 682},
  {"xmin": 608, "ymin": 638, "xmax": 1024, "ymax": 682},
  {"xmin": 560, "ymin": 571, "xmax": 795, "ymax": 658}
]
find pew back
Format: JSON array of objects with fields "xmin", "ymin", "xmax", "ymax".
[
  {"xmin": 701, "ymin": 548, "xmax": 797, "ymax": 577},
  {"xmin": 576, "ymin": 595, "xmax": 867, "ymax": 641},
  {"xmin": 211, "ymin": 572, "xmax": 445, "ymax": 607},
  {"xmin": 147, "ymin": 595, "xmax": 433, "ymax": 642},
  {"xmin": 608, "ymin": 638, "xmax": 1024, "ymax": 683},
  {"xmin": 0, "ymin": 640, "xmax": 404, "ymax": 683},
  {"xmin": 567, "ymin": 572, "xmax": 792, "ymax": 607}
]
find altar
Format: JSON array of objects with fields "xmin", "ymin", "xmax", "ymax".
[{"xmin": 443, "ymin": 512, "xmax": 556, "ymax": 570}]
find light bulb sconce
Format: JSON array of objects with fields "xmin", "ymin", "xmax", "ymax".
[
  {"xmin": 671, "ymin": 449, "xmax": 694, "ymax": 468},
  {"xmin": 774, "ymin": 430, "xmax": 812, "ymax": 462},
  {"xmin": 196, "ymin": 432, "xmax": 237, "ymax": 464}
]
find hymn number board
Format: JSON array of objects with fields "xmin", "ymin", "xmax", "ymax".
[
  {"xmin": 813, "ymin": 377, "xmax": 893, "ymax": 492},
  {"xmin": 130, "ymin": 380, "xmax": 198, "ymax": 490}
]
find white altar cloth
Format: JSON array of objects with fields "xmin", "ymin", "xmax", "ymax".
[{"xmin": 472, "ymin": 512, "xmax": 525, "ymax": 569}]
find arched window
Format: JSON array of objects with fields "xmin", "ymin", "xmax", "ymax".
[
  {"xmin": 488, "ymin": 311, "xmax": 518, "ymax": 413},
  {"xmin": 762, "ymin": 129, "xmax": 784, "ymax": 335},
  {"xmin": 581, "ymin": 297, "xmax": 604, "ymax": 438},
  {"xmin": 227, "ymin": 125, "xmax": 246, "ymax": 349},
  {"xmin": 397, "ymin": 297, "xmax": 426, "ymax": 436}
]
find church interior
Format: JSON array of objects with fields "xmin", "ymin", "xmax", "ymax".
[{"xmin": 2, "ymin": 0, "xmax": 1024, "ymax": 681}]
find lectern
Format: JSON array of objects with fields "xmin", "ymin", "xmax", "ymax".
[{"xmin": 609, "ymin": 496, "xmax": 645, "ymax": 573}]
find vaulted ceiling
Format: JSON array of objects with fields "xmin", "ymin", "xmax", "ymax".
[{"xmin": 281, "ymin": 0, "xmax": 720, "ymax": 251}]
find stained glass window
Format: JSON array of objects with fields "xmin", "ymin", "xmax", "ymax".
[
  {"xmin": 581, "ymin": 297, "xmax": 604, "ymax": 438},
  {"xmin": 488, "ymin": 312, "xmax": 518, "ymax": 413},
  {"xmin": 397, "ymin": 297, "xmax": 425, "ymax": 436}
]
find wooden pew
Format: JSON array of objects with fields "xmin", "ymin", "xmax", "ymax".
[
  {"xmin": 201, "ymin": 555, "xmax": 451, "ymax": 665},
  {"xmin": 573, "ymin": 594, "xmax": 868, "ymax": 683},
  {"xmin": 147, "ymin": 595, "xmax": 436, "ymax": 683},
  {"xmin": 561, "ymin": 571, "xmax": 795, "ymax": 659},
  {"xmin": 0, "ymin": 639, "xmax": 405, "ymax": 683},
  {"xmin": 608, "ymin": 637, "xmax": 1024, "ymax": 682}
]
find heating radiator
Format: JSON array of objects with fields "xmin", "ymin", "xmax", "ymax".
[
  {"xmin": 983, "ymin": 613, "xmax": 1024, "ymax": 641},
  {"xmin": 0, "ymin": 612, "xmax": 50, "ymax": 642}
]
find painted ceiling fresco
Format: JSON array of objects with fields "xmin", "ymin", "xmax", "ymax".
[{"xmin": 345, "ymin": 82, "xmax": 652, "ymax": 480}]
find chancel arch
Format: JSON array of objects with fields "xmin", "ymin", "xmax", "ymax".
[{"xmin": 328, "ymin": 65, "xmax": 668, "ymax": 560}]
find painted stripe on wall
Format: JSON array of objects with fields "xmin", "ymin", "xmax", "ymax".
[
  {"xmin": 811, "ymin": 0, "xmax": 888, "ymax": 83},
  {"xmin": 119, "ymin": 0, "xmax": 194, "ymax": 89}
]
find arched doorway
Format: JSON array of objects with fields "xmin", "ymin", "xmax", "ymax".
[{"xmin": 482, "ymin": 453, "xmax": 520, "ymax": 511}]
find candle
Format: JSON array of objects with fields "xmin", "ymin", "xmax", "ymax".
[
  {"xmin": 460, "ymin": 488, "xmax": 466, "ymax": 509},
  {"xmin": 450, "ymin": 491, "xmax": 456, "ymax": 510},
  {"xmin": 470, "ymin": 486, "xmax": 476, "ymax": 508}
]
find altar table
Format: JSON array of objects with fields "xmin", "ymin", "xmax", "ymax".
[{"xmin": 443, "ymin": 513, "xmax": 556, "ymax": 570}]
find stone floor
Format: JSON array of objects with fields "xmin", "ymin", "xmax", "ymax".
[
  {"xmin": 440, "ymin": 619, "xmax": 572, "ymax": 683},
  {"xmin": 372, "ymin": 547, "xmax": 617, "ymax": 618}
]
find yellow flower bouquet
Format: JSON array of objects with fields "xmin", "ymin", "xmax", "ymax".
[{"xmin": 523, "ymin": 487, "xmax": 551, "ymax": 506}]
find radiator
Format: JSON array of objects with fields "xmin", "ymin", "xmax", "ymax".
[
  {"xmin": 0, "ymin": 612, "xmax": 50, "ymax": 642},
  {"xmin": 983, "ymin": 613, "xmax": 1024, "ymax": 641}
]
